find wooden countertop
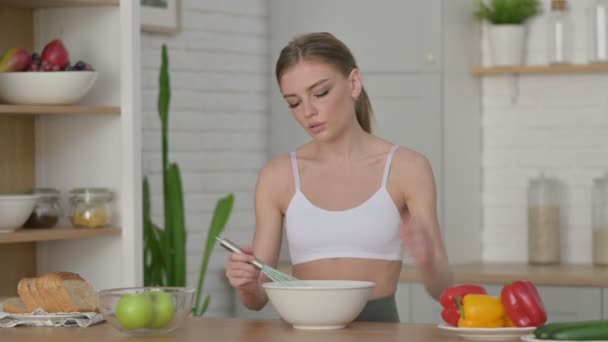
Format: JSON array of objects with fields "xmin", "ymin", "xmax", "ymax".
[
  {"xmin": 0, "ymin": 317, "xmax": 519, "ymax": 341},
  {"xmin": 279, "ymin": 263, "xmax": 608, "ymax": 287}
]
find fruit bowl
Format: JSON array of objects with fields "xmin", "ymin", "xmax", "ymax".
[
  {"xmin": 262, "ymin": 280, "xmax": 375, "ymax": 330},
  {"xmin": 0, "ymin": 194, "xmax": 38, "ymax": 232},
  {"xmin": 97, "ymin": 287, "xmax": 194, "ymax": 336},
  {"xmin": 0, "ymin": 71, "xmax": 97, "ymax": 105}
]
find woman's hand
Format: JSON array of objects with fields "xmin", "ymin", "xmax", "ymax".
[{"xmin": 224, "ymin": 245, "xmax": 261, "ymax": 293}]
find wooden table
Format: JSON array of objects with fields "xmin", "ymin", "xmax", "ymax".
[{"xmin": 0, "ymin": 317, "xmax": 523, "ymax": 341}]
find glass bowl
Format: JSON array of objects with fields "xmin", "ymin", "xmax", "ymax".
[{"xmin": 97, "ymin": 286, "xmax": 194, "ymax": 336}]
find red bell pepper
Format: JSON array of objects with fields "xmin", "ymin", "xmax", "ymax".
[
  {"xmin": 500, "ymin": 280, "xmax": 547, "ymax": 327},
  {"xmin": 439, "ymin": 284, "xmax": 487, "ymax": 326}
]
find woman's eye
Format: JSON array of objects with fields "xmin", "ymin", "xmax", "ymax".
[
  {"xmin": 314, "ymin": 89, "xmax": 329, "ymax": 97},
  {"xmin": 288, "ymin": 101, "xmax": 300, "ymax": 108}
]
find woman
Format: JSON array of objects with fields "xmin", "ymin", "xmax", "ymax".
[{"xmin": 224, "ymin": 32, "xmax": 453, "ymax": 322}]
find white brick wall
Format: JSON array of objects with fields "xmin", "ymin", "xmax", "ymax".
[
  {"xmin": 141, "ymin": 0, "xmax": 268, "ymax": 317},
  {"xmin": 482, "ymin": 0, "xmax": 608, "ymax": 263}
]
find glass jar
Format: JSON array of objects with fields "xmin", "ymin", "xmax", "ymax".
[
  {"xmin": 528, "ymin": 174, "xmax": 561, "ymax": 264},
  {"xmin": 548, "ymin": 0, "xmax": 573, "ymax": 64},
  {"xmin": 69, "ymin": 188, "xmax": 113, "ymax": 229},
  {"xmin": 589, "ymin": 0, "xmax": 608, "ymax": 63},
  {"xmin": 23, "ymin": 188, "xmax": 61, "ymax": 229},
  {"xmin": 592, "ymin": 173, "xmax": 608, "ymax": 265}
]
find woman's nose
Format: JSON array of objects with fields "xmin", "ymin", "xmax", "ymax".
[{"xmin": 302, "ymin": 99, "xmax": 317, "ymax": 118}]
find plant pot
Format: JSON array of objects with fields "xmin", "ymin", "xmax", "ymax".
[{"xmin": 488, "ymin": 24, "xmax": 527, "ymax": 66}]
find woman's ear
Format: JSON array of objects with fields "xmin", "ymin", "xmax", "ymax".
[{"xmin": 348, "ymin": 68, "xmax": 362, "ymax": 100}]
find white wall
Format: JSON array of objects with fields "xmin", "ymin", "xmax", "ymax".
[
  {"xmin": 481, "ymin": 0, "xmax": 608, "ymax": 263},
  {"xmin": 141, "ymin": 0, "xmax": 269, "ymax": 317}
]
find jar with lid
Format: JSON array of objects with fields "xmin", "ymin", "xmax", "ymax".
[
  {"xmin": 23, "ymin": 188, "xmax": 61, "ymax": 229},
  {"xmin": 69, "ymin": 188, "xmax": 113, "ymax": 229},
  {"xmin": 528, "ymin": 174, "xmax": 561, "ymax": 264},
  {"xmin": 592, "ymin": 173, "xmax": 608, "ymax": 265},
  {"xmin": 589, "ymin": 0, "xmax": 608, "ymax": 63},
  {"xmin": 548, "ymin": 0, "xmax": 573, "ymax": 64}
]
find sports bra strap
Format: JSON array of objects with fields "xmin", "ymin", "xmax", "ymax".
[
  {"xmin": 290, "ymin": 152, "xmax": 301, "ymax": 190},
  {"xmin": 381, "ymin": 145, "xmax": 399, "ymax": 187}
]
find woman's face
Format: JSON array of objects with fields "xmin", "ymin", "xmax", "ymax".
[{"xmin": 279, "ymin": 59, "xmax": 361, "ymax": 141}]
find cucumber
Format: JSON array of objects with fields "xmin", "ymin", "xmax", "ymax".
[
  {"xmin": 550, "ymin": 321, "xmax": 608, "ymax": 341},
  {"xmin": 533, "ymin": 320, "xmax": 607, "ymax": 340}
]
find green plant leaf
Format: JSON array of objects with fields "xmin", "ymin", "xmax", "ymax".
[
  {"xmin": 195, "ymin": 294, "xmax": 211, "ymax": 317},
  {"xmin": 158, "ymin": 44, "xmax": 170, "ymax": 131},
  {"xmin": 167, "ymin": 163, "xmax": 187, "ymax": 286},
  {"xmin": 474, "ymin": 0, "xmax": 540, "ymax": 24},
  {"xmin": 193, "ymin": 193, "xmax": 234, "ymax": 314}
]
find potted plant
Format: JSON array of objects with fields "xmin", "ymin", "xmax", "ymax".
[
  {"xmin": 143, "ymin": 44, "xmax": 235, "ymax": 317},
  {"xmin": 475, "ymin": 0, "xmax": 541, "ymax": 66}
]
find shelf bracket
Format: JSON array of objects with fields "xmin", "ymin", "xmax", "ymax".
[{"xmin": 509, "ymin": 74, "xmax": 520, "ymax": 104}]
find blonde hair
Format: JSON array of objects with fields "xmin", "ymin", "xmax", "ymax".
[{"xmin": 275, "ymin": 32, "xmax": 373, "ymax": 133}]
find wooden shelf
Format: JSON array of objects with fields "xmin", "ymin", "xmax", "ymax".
[
  {"xmin": 0, "ymin": 227, "xmax": 121, "ymax": 244},
  {"xmin": 471, "ymin": 63, "xmax": 608, "ymax": 76},
  {"xmin": 0, "ymin": 0, "xmax": 118, "ymax": 8},
  {"xmin": 0, "ymin": 105, "xmax": 120, "ymax": 115}
]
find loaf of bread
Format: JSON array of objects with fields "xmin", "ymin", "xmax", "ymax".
[{"xmin": 2, "ymin": 272, "xmax": 97, "ymax": 314}]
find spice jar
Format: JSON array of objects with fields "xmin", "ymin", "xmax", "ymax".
[
  {"xmin": 592, "ymin": 173, "xmax": 608, "ymax": 266},
  {"xmin": 69, "ymin": 188, "xmax": 113, "ymax": 229},
  {"xmin": 23, "ymin": 188, "xmax": 61, "ymax": 229},
  {"xmin": 528, "ymin": 174, "xmax": 561, "ymax": 264}
]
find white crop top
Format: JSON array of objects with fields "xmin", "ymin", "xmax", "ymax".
[{"xmin": 285, "ymin": 145, "xmax": 403, "ymax": 265}]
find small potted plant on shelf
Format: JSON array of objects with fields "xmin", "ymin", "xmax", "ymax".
[{"xmin": 475, "ymin": 0, "xmax": 541, "ymax": 66}]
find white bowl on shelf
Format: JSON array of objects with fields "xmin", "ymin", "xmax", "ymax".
[
  {"xmin": 262, "ymin": 280, "xmax": 375, "ymax": 330},
  {"xmin": 0, "ymin": 194, "xmax": 38, "ymax": 232},
  {"xmin": 0, "ymin": 71, "xmax": 97, "ymax": 105}
]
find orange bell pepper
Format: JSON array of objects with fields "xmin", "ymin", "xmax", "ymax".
[{"xmin": 456, "ymin": 294, "xmax": 505, "ymax": 328}]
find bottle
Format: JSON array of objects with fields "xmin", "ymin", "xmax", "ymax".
[
  {"xmin": 528, "ymin": 174, "xmax": 561, "ymax": 264},
  {"xmin": 592, "ymin": 173, "xmax": 608, "ymax": 265},
  {"xmin": 548, "ymin": 0, "xmax": 572, "ymax": 64},
  {"xmin": 589, "ymin": 0, "xmax": 608, "ymax": 62}
]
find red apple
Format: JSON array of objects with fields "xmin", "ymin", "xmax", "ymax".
[{"xmin": 0, "ymin": 48, "xmax": 32, "ymax": 72}]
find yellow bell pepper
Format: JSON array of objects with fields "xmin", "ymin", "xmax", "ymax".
[{"xmin": 456, "ymin": 294, "xmax": 505, "ymax": 328}]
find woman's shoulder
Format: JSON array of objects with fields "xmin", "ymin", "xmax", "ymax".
[
  {"xmin": 391, "ymin": 144, "xmax": 433, "ymax": 177},
  {"xmin": 256, "ymin": 152, "xmax": 294, "ymax": 187}
]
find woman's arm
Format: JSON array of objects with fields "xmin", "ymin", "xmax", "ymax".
[
  {"xmin": 397, "ymin": 151, "xmax": 453, "ymax": 301},
  {"xmin": 235, "ymin": 157, "xmax": 287, "ymax": 310}
]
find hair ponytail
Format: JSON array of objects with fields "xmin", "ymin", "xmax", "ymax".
[{"xmin": 355, "ymin": 87, "xmax": 373, "ymax": 133}]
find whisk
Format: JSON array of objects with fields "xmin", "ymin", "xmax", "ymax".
[{"xmin": 216, "ymin": 236, "xmax": 298, "ymax": 282}]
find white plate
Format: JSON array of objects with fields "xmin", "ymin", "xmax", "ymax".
[
  {"xmin": 6, "ymin": 312, "xmax": 87, "ymax": 322},
  {"xmin": 437, "ymin": 323, "xmax": 536, "ymax": 341},
  {"xmin": 520, "ymin": 334, "xmax": 608, "ymax": 342}
]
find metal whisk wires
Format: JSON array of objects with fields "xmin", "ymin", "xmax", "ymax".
[{"xmin": 216, "ymin": 236, "xmax": 297, "ymax": 282}]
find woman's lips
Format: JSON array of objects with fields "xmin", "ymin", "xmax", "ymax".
[{"xmin": 308, "ymin": 122, "xmax": 325, "ymax": 134}]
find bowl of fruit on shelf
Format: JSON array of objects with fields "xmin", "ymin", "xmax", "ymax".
[
  {"xmin": 0, "ymin": 38, "xmax": 97, "ymax": 105},
  {"xmin": 97, "ymin": 286, "xmax": 195, "ymax": 336}
]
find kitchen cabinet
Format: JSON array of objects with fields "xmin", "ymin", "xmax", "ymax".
[
  {"xmin": 0, "ymin": 0, "xmax": 141, "ymax": 297},
  {"xmin": 268, "ymin": 0, "xmax": 482, "ymax": 264}
]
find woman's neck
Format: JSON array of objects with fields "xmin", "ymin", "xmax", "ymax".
[{"xmin": 312, "ymin": 123, "xmax": 373, "ymax": 161}]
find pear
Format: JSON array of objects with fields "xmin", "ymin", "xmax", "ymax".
[
  {"xmin": 40, "ymin": 39, "xmax": 69, "ymax": 70},
  {"xmin": 0, "ymin": 48, "xmax": 32, "ymax": 72}
]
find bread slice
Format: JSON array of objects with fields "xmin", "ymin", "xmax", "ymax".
[
  {"xmin": 17, "ymin": 278, "xmax": 41, "ymax": 312},
  {"xmin": 2, "ymin": 297, "xmax": 30, "ymax": 314},
  {"xmin": 41, "ymin": 272, "xmax": 98, "ymax": 312}
]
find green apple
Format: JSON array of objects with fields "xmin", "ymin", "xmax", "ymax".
[
  {"xmin": 146, "ymin": 290, "xmax": 175, "ymax": 329},
  {"xmin": 115, "ymin": 293, "xmax": 153, "ymax": 330}
]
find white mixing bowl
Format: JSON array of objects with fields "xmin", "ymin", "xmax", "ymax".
[
  {"xmin": 262, "ymin": 280, "xmax": 375, "ymax": 330},
  {"xmin": 0, "ymin": 194, "xmax": 38, "ymax": 232},
  {"xmin": 0, "ymin": 71, "xmax": 97, "ymax": 105}
]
